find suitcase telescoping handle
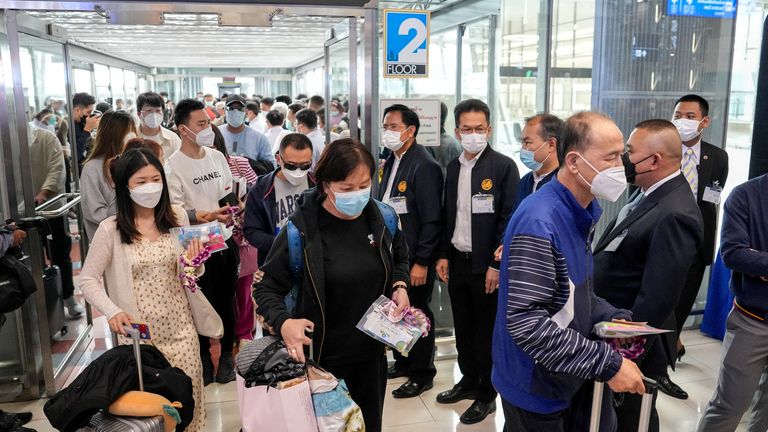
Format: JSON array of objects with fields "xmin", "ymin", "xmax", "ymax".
[
  {"xmin": 124, "ymin": 326, "xmax": 144, "ymax": 392},
  {"xmin": 589, "ymin": 377, "xmax": 658, "ymax": 432}
]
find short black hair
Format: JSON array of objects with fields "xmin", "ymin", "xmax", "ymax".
[
  {"xmin": 525, "ymin": 113, "xmax": 564, "ymax": 142},
  {"xmin": 210, "ymin": 124, "xmax": 229, "ymax": 159},
  {"xmin": 159, "ymin": 91, "xmax": 169, "ymax": 97},
  {"xmin": 34, "ymin": 107, "xmax": 54, "ymax": 121},
  {"xmin": 309, "ymin": 95, "xmax": 325, "ymax": 107},
  {"xmin": 136, "ymin": 92, "xmax": 164, "ymax": 112},
  {"xmin": 279, "ymin": 132, "xmax": 313, "ymax": 153},
  {"xmin": 261, "ymin": 97, "xmax": 275, "ymax": 106},
  {"xmin": 454, "ymin": 99, "xmax": 490, "ymax": 126},
  {"xmin": 635, "ymin": 118, "xmax": 677, "ymax": 133},
  {"xmin": 296, "ymin": 93, "xmax": 308, "ymax": 100},
  {"xmin": 246, "ymin": 102, "xmax": 260, "ymax": 115},
  {"xmin": 557, "ymin": 111, "xmax": 613, "ymax": 165},
  {"xmin": 73, "ymin": 92, "xmax": 96, "ymax": 108},
  {"xmin": 383, "ymin": 103, "xmax": 420, "ymax": 136},
  {"xmin": 95, "ymin": 102, "xmax": 112, "ymax": 114},
  {"xmin": 174, "ymin": 98, "xmax": 205, "ymax": 126},
  {"xmin": 674, "ymin": 94, "xmax": 709, "ymax": 117},
  {"xmin": 440, "ymin": 102, "xmax": 448, "ymax": 129},
  {"xmin": 275, "ymin": 95, "xmax": 292, "ymax": 105},
  {"xmin": 266, "ymin": 110, "xmax": 285, "ymax": 127},
  {"xmin": 288, "ymin": 103, "xmax": 304, "ymax": 114},
  {"xmin": 295, "ymin": 108, "xmax": 318, "ymax": 129},
  {"xmin": 314, "ymin": 138, "xmax": 376, "ymax": 193}
]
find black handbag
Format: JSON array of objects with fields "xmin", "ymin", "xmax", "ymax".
[{"xmin": 0, "ymin": 252, "xmax": 37, "ymax": 313}]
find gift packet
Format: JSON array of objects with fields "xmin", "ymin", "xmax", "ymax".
[
  {"xmin": 593, "ymin": 321, "xmax": 671, "ymax": 339},
  {"xmin": 356, "ymin": 295, "xmax": 429, "ymax": 356},
  {"xmin": 171, "ymin": 221, "xmax": 228, "ymax": 252}
]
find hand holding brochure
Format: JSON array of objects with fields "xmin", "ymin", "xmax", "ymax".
[
  {"xmin": 356, "ymin": 295, "xmax": 431, "ymax": 356},
  {"xmin": 593, "ymin": 321, "xmax": 671, "ymax": 339},
  {"xmin": 171, "ymin": 221, "xmax": 228, "ymax": 253}
]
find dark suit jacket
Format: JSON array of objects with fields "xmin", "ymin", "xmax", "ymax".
[
  {"xmin": 379, "ymin": 143, "xmax": 444, "ymax": 267},
  {"xmin": 439, "ymin": 146, "xmax": 520, "ymax": 274},
  {"xmin": 593, "ymin": 174, "xmax": 704, "ymax": 373},
  {"xmin": 694, "ymin": 141, "xmax": 729, "ymax": 264}
]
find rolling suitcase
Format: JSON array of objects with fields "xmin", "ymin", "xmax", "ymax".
[
  {"xmin": 89, "ymin": 327, "xmax": 164, "ymax": 432},
  {"xmin": 589, "ymin": 377, "xmax": 658, "ymax": 432},
  {"xmin": 44, "ymin": 264, "xmax": 67, "ymax": 339}
]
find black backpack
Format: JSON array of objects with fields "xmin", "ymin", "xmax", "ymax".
[{"xmin": 0, "ymin": 252, "xmax": 37, "ymax": 313}]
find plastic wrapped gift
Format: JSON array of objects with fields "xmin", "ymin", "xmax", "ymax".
[
  {"xmin": 356, "ymin": 295, "xmax": 431, "ymax": 356},
  {"xmin": 170, "ymin": 221, "xmax": 228, "ymax": 252}
]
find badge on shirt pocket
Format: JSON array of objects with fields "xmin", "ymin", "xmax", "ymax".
[
  {"xmin": 471, "ymin": 194, "xmax": 494, "ymax": 214},
  {"xmin": 389, "ymin": 196, "xmax": 408, "ymax": 214}
]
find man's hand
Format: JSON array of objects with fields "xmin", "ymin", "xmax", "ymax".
[
  {"xmin": 205, "ymin": 206, "xmax": 233, "ymax": 223},
  {"xmin": 12, "ymin": 229, "xmax": 26, "ymax": 247},
  {"xmin": 485, "ymin": 267, "xmax": 500, "ymax": 294},
  {"xmin": 84, "ymin": 113, "xmax": 101, "ymax": 132},
  {"xmin": 494, "ymin": 245, "xmax": 503, "ymax": 262},
  {"xmin": 436, "ymin": 259, "xmax": 449, "ymax": 283},
  {"xmin": 410, "ymin": 264, "xmax": 428, "ymax": 286},
  {"xmin": 34, "ymin": 190, "xmax": 50, "ymax": 205},
  {"xmin": 607, "ymin": 357, "xmax": 646, "ymax": 394}
]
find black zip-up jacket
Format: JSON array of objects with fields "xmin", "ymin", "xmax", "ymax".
[
  {"xmin": 379, "ymin": 143, "xmax": 443, "ymax": 267},
  {"xmin": 253, "ymin": 188, "xmax": 410, "ymax": 363},
  {"xmin": 243, "ymin": 168, "xmax": 316, "ymax": 266},
  {"xmin": 439, "ymin": 146, "xmax": 520, "ymax": 274}
]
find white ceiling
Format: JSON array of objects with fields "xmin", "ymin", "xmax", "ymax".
[{"xmin": 27, "ymin": 11, "xmax": 348, "ymax": 69}]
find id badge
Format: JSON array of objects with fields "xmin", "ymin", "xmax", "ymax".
[
  {"xmin": 605, "ymin": 229, "xmax": 628, "ymax": 252},
  {"xmin": 388, "ymin": 196, "xmax": 408, "ymax": 215},
  {"xmin": 472, "ymin": 194, "xmax": 495, "ymax": 214},
  {"xmin": 703, "ymin": 185, "xmax": 722, "ymax": 205}
]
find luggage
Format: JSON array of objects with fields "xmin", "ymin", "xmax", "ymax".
[
  {"xmin": 44, "ymin": 264, "xmax": 67, "ymax": 338},
  {"xmin": 89, "ymin": 328, "xmax": 164, "ymax": 432},
  {"xmin": 589, "ymin": 378, "xmax": 658, "ymax": 432}
]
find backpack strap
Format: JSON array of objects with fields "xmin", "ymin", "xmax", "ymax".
[
  {"xmin": 374, "ymin": 200, "xmax": 398, "ymax": 239},
  {"xmin": 284, "ymin": 220, "xmax": 303, "ymax": 313}
]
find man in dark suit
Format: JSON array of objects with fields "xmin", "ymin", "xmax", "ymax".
[
  {"xmin": 513, "ymin": 113, "xmax": 562, "ymax": 212},
  {"xmin": 435, "ymin": 99, "xmax": 519, "ymax": 424},
  {"xmin": 378, "ymin": 104, "xmax": 444, "ymax": 398},
  {"xmin": 667, "ymin": 94, "xmax": 729, "ymax": 399},
  {"xmin": 594, "ymin": 119, "xmax": 704, "ymax": 432}
]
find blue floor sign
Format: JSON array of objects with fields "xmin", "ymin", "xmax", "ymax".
[{"xmin": 384, "ymin": 9, "xmax": 430, "ymax": 78}]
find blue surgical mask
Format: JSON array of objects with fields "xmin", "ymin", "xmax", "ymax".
[
  {"xmin": 285, "ymin": 120, "xmax": 294, "ymax": 131},
  {"xmin": 520, "ymin": 142, "xmax": 549, "ymax": 172},
  {"xmin": 329, "ymin": 186, "xmax": 371, "ymax": 217},
  {"xmin": 227, "ymin": 110, "xmax": 246, "ymax": 127}
]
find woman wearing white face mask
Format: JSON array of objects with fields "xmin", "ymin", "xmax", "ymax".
[
  {"xmin": 81, "ymin": 110, "xmax": 138, "ymax": 241},
  {"xmin": 254, "ymin": 138, "xmax": 411, "ymax": 432},
  {"xmin": 80, "ymin": 148, "xmax": 208, "ymax": 431}
]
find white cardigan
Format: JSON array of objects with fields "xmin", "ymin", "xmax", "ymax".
[{"xmin": 80, "ymin": 205, "xmax": 200, "ymax": 321}]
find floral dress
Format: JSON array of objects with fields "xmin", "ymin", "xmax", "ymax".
[{"xmin": 123, "ymin": 234, "xmax": 205, "ymax": 431}]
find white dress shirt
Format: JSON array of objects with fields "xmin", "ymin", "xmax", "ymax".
[
  {"xmin": 642, "ymin": 170, "xmax": 683, "ymax": 197},
  {"xmin": 682, "ymin": 140, "xmax": 702, "ymax": 165},
  {"xmin": 451, "ymin": 149, "xmax": 485, "ymax": 252},
  {"xmin": 383, "ymin": 148, "xmax": 408, "ymax": 201}
]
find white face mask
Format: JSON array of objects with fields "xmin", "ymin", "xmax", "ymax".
[
  {"xmin": 574, "ymin": 153, "xmax": 627, "ymax": 202},
  {"xmin": 185, "ymin": 125, "xmax": 215, "ymax": 147},
  {"xmin": 460, "ymin": 133, "xmax": 488, "ymax": 154},
  {"xmin": 123, "ymin": 132, "xmax": 137, "ymax": 145},
  {"xmin": 381, "ymin": 129, "xmax": 405, "ymax": 152},
  {"xmin": 142, "ymin": 112, "xmax": 163, "ymax": 129},
  {"xmin": 129, "ymin": 182, "xmax": 163, "ymax": 208},
  {"xmin": 672, "ymin": 118, "xmax": 703, "ymax": 142},
  {"xmin": 282, "ymin": 167, "xmax": 310, "ymax": 186}
]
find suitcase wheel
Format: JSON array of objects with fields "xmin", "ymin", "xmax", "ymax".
[{"xmin": 60, "ymin": 326, "xmax": 68, "ymax": 336}]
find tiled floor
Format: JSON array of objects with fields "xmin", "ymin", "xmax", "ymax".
[{"xmin": 2, "ymin": 329, "xmax": 759, "ymax": 432}]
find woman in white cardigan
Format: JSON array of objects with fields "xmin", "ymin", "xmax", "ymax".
[{"xmin": 80, "ymin": 148, "xmax": 207, "ymax": 431}]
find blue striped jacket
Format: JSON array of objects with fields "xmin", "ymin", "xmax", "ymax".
[{"xmin": 491, "ymin": 177, "xmax": 628, "ymax": 414}]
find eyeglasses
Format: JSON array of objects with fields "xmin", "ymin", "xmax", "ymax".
[
  {"xmin": 459, "ymin": 127, "xmax": 489, "ymax": 135},
  {"xmin": 283, "ymin": 161, "xmax": 312, "ymax": 171}
]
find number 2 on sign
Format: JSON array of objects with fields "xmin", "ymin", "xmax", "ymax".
[{"xmin": 398, "ymin": 18, "xmax": 427, "ymax": 62}]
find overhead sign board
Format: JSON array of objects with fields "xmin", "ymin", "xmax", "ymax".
[
  {"xmin": 667, "ymin": 0, "xmax": 737, "ymax": 19},
  {"xmin": 384, "ymin": 9, "xmax": 430, "ymax": 78},
  {"xmin": 380, "ymin": 99, "xmax": 441, "ymax": 147}
]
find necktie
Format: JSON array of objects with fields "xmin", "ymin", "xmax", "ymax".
[
  {"xmin": 615, "ymin": 192, "xmax": 645, "ymax": 226},
  {"xmin": 682, "ymin": 148, "xmax": 698, "ymax": 195}
]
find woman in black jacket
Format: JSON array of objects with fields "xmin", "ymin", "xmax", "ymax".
[{"xmin": 253, "ymin": 138, "xmax": 411, "ymax": 432}]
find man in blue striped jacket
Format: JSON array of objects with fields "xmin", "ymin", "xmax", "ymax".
[{"xmin": 492, "ymin": 112, "xmax": 646, "ymax": 431}]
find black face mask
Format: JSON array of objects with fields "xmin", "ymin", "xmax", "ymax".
[{"xmin": 622, "ymin": 152, "xmax": 655, "ymax": 184}]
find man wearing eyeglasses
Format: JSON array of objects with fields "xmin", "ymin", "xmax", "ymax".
[
  {"xmin": 435, "ymin": 99, "xmax": 520, "ymax": 424},
  {"xmin": 378, "ymin": 104, "xmax": 443, "ymax": 399},
  {"xmin": 244, "ymin": 133, "xmax": 316, "ymax": 266},
  {"xmin": 136, "ymin": 92, "xmax": 181, "ymax": 162}
]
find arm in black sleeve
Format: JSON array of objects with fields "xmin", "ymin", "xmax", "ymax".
[
  {"xmin": 437, "ymin": 174, "xmax": 451, "ymax": 261},
  {"xmin": 490, "ymin": 161, "xmax": 520, "ymax": 270},
  {"xmin": 631, "ymin": 212, "xmax": 704, "ymax": 326},
  {"xmin": 252, "ymin": 228, "xmax": 294, "ymax": 336},
  {"xmin": 413, "ymin": 161, "xmax": 444, "ymax": 266},
  {"xmin": 388, "ymin": 221, "xmax": 411, "ymax": 297},
  {"xmin": 243, "ymin": 184, "xmax": 276, "ymax": 255}
]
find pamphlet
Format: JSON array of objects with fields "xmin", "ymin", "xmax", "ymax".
[{"xmin": 593, "ymin": 321, "xmax": 671, "ymax": 339}]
